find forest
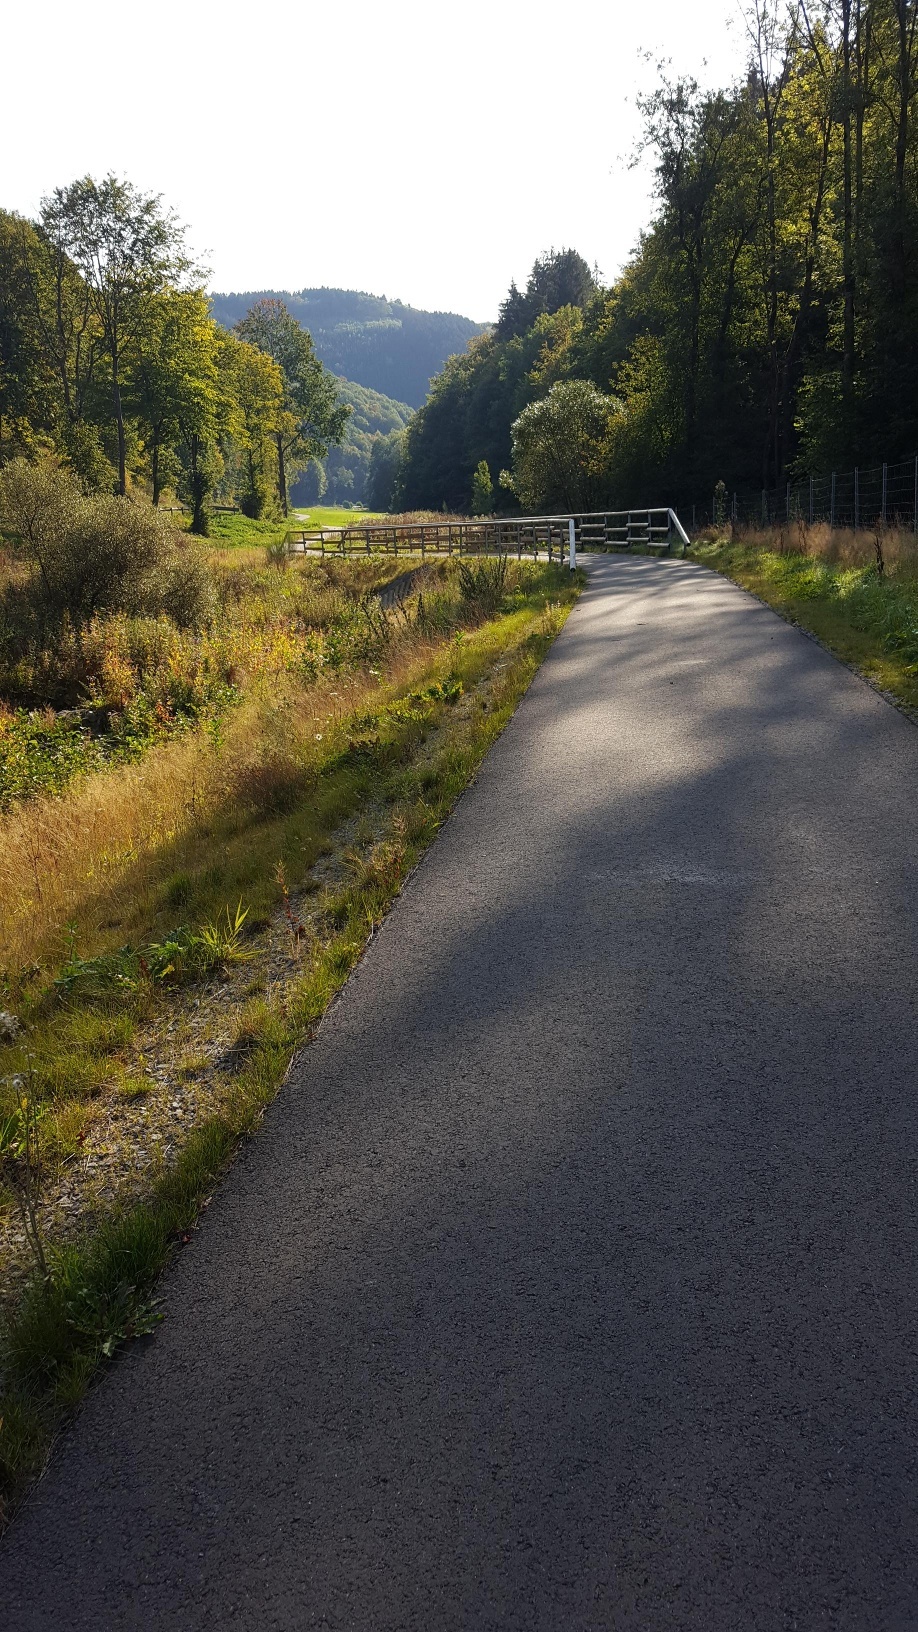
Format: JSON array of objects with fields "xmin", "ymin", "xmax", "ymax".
[
  {"xmin": 389, "ymin": 1, "xmax": 918, "ymax": 518},
  {"xmin": 0, "ymin": 179, "xmax": 349, "ymax": 529},
  {"xmin": 208, "ymin": 288, "xmax": 485, "ymax": 409},
  {"xmin": 292, "ymin": 378, "xmax": 413, "ymax": 508}
]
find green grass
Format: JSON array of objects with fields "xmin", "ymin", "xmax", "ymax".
[
  {"xmin": 291, "ymin": 506, "xmax": 384, "ymax": 530},
  {"xmin": 204, "ymin": 508, "xmax": 385, "ymax": 549},
  {"xmin": 0, "ymin": 564, "xmax": 582, "ymax": 1526},
  {"xmin": 691, "ymin": 537, "xmax": 918, "ymax": 711},
  {"xmin": 204, "ymin": 512, "xmax": 289, "ymax": 548}
]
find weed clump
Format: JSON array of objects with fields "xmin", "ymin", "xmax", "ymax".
[
  {"xmin": 54, "ymin": 904, "xmax": 252, "ymax": 998},
  {"xmin": 458, "ymin": 554, "xmax": 509, "ymax": 616}
]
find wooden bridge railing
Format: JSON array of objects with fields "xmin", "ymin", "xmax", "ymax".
[{"xmin": 284, "ymin": 508, "xmax": 690, "ymax": 560}]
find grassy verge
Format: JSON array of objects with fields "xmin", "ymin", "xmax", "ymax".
[
  {"xmin": 208, "ymin": 508, "xmax": 385, "ymax": 548},
  {"xmin": 690, "ymin": 530, "xmax": 918, "ymax": 713},
  {"xmin": 0, "ymin": 564, "xmax": 581, "ymax": 1526}
]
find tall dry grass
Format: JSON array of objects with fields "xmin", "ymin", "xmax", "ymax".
[
  {"xmin": 0, "ymin": 633, "xmax": 451, "ymax": 979},
  {"xmin": 0, "ymin": 551, "xmax": 551, "ymax": 977},
  {"xmin": 732, "ymin": 518, "xmax": 918, "ymax": 576}
]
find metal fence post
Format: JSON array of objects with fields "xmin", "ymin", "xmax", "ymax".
[
  {"xmin": 882, "ymin": 462, "xmax": 888, "ymax": 524},
  {"xmin": 809, "ymin": 475, "xmax": 814, "ymax": 524},
  {"xmin": 762, "ymin": 490, "xmax": 767, "ymax": 525},
  {"xmin": 854, "ymin": 467, "xmax": 860, "ymax": 530},
  {"xmin": 568, "ymin": 517, "xmax": 576, "ymax": 572},
  {"xmin": 831, "ymin": 472, "xmax": 836, "ymax": 527},
  {"xmin": 786, "ymin": 483, "xmax": 791, "ymax": 523}
]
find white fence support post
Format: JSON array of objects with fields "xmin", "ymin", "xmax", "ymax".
[
  {"xmin": 568, "ymin": 517, "xmax": 576, "ymax": 571},
  {"xmin": 667, "ymin": 508, "xmax": 691, "ymax": 557}
]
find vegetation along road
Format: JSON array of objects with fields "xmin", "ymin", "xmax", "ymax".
[{"xmin": 5, "ymin": 553, "xmax": 918, "ymax": 1627}]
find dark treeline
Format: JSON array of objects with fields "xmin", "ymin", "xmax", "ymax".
[{"xmin": 392, "ymin": 0, "xmax": 918, "ymax": 515}]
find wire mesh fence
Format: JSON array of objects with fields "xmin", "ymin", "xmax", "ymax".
[{"xmin": 688, "ymin": 456, "xmax": 918, "ymax": 535}]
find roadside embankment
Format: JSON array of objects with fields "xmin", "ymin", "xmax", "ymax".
[{"xmin": 691, "ymin": 523, "xmax": 918, "ymax": 714}]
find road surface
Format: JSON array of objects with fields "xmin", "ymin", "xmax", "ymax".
[{"xmin": 4, "ymin": 555, "xmax": 918, "ymax": 1628}]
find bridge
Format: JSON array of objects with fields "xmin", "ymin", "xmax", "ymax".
[{"xmin": 285, "ymin": 506, "xmax": 690, "ymax": 561}]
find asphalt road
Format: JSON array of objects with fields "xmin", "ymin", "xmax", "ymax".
[{"xmin": 4, "ymin": 555, "xmax": 918, "ymax": 1629}]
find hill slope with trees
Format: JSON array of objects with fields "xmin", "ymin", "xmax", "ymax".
[
  {"xmin": 292, "ymin": 377, "xmax": 413, "ymax": 508},
  {"xmin": 209, "ymin": 288, "xmax": 486, "ymax": 409}
]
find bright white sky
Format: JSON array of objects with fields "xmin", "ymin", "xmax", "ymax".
[{"xmin": 6, "ymin": 0, "xmax": 748, "ymax": 321}]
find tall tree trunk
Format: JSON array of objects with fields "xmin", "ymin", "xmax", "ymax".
[
  {"xmin": 841, "ymin": 0, "xmax": 856, "ymax": 419},
  {"xmin": 894, "ymin": 0, "xmax": 912, "ymax": 200},
  {"xmin": 276, "ymin": 432, "xmax": 288, "ymax": 516},
  {"xmin": 854, "ymin": 1, "xmax": 871, "ymax": 290},
  {"xmin": 684, "ymin": 256, "xmax": 702, "ymax": 485},
  {"xmin": 189, "ymin": 434, "xmax": 208, "ymax": 536},
  {"xmin": 891, "ymin": 0, "xmax": 916, "ymax": 300},
  {"xmin": 112, "ymin": 357, "xmax": 126, "ymax": 495}
]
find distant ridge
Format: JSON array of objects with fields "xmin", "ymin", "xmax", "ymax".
[{"xmin": 208, "ymin": 287, "xmax": 488, "ymax": 408}]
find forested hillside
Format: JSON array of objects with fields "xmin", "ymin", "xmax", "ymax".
[
  {"xmin": 209, "ymin": 289, "xmax": 486, "ymax": 408},
  {"xmin": 392, "ymin": 2, "xmax": 918, "ymax": 517},
  {"xmin": 292, "ymin": 378, "xmax": 413, "ymax": 506}
]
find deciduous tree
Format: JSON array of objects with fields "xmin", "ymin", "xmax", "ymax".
[
  {"xmin": 235, "ymin": 299, "xmax": 348, "ymax": 514},
  {"xmin": 40, "ymin": 176, "xmax": 198, "ymax": 494}
]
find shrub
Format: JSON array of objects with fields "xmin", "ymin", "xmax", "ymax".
[
  {"xmin": 0, "ymin": 460, "xmax": 216, "ymax": 635},
  {"xmin": 0, "ymin": 709, "xmax": 106, "ymax": 809},
  {"xmin": 458, "ymin": 554, "xmax": 508, "ymax": 617}
]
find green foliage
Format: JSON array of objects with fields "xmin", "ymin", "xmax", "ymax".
[
  {"xmin": 0, "ymin": 460, "xmax": 216, "ymax": 633},
  {"xmin": 0, "ymin": 711, "xmax": 105, "ymax": 808},
  {"xmin": 397, "ymin": 298, "xmax": 598, "ymax": 513},
  {"xmin": 235, "ymin": 299, "xmax": 349, "ymax": 515},
  {"xmin": 495, "ymin": 248, "xmax": 597, "ymax": 340},
  {"xmin": 509, "ymin": 381, "xmax": 622, "ymax": 512},
  {"xmin": 365, "ymin": 429, "xmax": 406, "ymax": 512},
  {"xmin": 209, "ymin": 286, "xmax": 486, "ymax": 409},
  {"xmin": 457, "ymin": 554, "xmax": 508, "ymax": 616},
  {"xmin": 294, "ymin": 379, "xmax": 412, "ymax": 507},
  {"xmin": 39, "ymin": 174, "xmax": 199, "ymax": 495},
  {"xmin": 129, "ymin": 289, "xmax": 221, "ymax": 509},
  {"xmin": 471, "ymin": 459, "xmax": 493, "ymax": 516},
  {"xmin": 56, "ymin": 903, "xmax": 251, "ymax": 998}
]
